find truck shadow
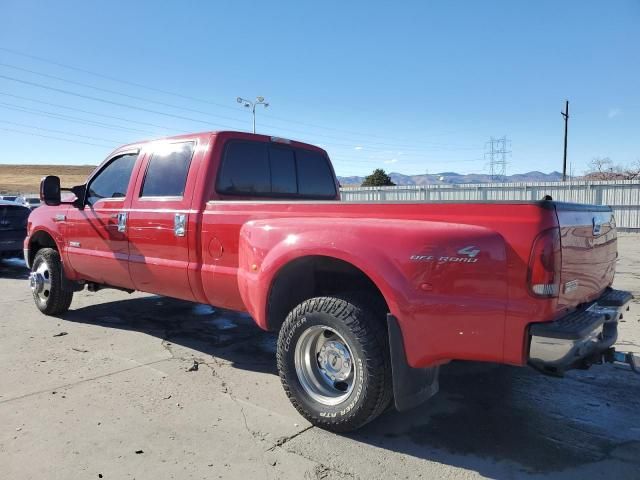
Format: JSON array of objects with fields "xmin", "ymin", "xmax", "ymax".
[
  {"xmin": 62, "ymin": 295, "xmax": 279, "ymax": 375},
  {"xmin": 353, "ymin": 361, "xmax": 640, "ymax": 477},
  {"xmin": 0, "ymin": 258, "xmax": 29, "ymax": 279},
  {"xmin": 60, "ymin": 294, "xmax": 640, "ymax": 477}
]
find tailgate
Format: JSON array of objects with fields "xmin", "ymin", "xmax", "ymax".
[{"xmin": 555, "ymin": 203, "xmax": 617, "ymax": 309}]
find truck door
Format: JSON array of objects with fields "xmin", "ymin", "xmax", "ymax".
[
  {"xmin": 65, "ymin": 150, "xmax": 141, "ymax": 290},
  {"xmin": 126, "ymin": 140, "xmax": 200, "ymax": 301}
]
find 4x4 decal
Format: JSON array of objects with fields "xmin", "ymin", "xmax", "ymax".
[{"xmin": 410, "ymin": 245, "xmax": 480, "ymax": 264}]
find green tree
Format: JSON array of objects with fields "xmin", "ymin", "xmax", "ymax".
[{"xmin": 361, "ymin": 169, "xmax": 396, "ymax": 187}]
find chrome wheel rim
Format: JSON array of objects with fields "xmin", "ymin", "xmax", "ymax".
[
  {"xmin": 294, "ymin": 325, "xmax": 356, "ymax": 406},
  {"xmin": 30, "ymin": 260, "xmax": 52, "ymax": 304}
]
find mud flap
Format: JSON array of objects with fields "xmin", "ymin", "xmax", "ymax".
[{"xmin": 387, "ymin": 314, "xmax": 439, "ymax": 411}]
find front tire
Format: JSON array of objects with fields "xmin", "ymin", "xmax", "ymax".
[
  {"xmin": 276, "ymin": 296, "xmax": 392, "ymax": 432},
  {"xmin": 30, "ymin": 248, "xmax": 73, "ymax": 315}
]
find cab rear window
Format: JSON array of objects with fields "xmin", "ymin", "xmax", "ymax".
[{"xmin": 216, "ymin": 140, "xmax": 336, "ymax": 199}]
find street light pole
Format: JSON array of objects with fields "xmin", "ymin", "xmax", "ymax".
[
  {"xmin": 252, "ymin": 103, "xmax": 256, "ymax": 134},
  {"xmin": 237, "ymin": 96, "xmax": 269, "ymax": 134}
]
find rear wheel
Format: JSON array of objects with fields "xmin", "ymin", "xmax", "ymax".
[
  {"xmin": 30, "ymin": 248, "xmax": 73, "ymax": 315},
  {"xmin": 276, "ymin": 296, "xmax": 392, "ymax": 432}
]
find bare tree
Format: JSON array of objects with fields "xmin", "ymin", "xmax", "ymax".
[
  {"xmin": 623, "ymin": 159, "xmax": 640, "ymax": 180},
  {"xmin": 584, "ymin": 157, "xmax": 628, "ymax": 180}
]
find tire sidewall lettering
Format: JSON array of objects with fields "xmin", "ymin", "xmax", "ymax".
[{"xmin": 283, "ymin": 316, "xmax": 306, "ymax": 353}]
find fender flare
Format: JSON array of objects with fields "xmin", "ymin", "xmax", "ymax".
[{"xmin": 240, "ymin": 229, "xmax": 410, "ymax": 330}]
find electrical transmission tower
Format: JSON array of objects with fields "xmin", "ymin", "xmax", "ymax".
[{"xmin": 485, "ymin": 136, "xmax": 511, "ymax": 182}]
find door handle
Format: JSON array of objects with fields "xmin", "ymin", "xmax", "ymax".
[
  {"xmin": 117, "ymin": 212, "xmax": 127, "ymax": 233},
  {"xmin": 174, "ymin": 213, "xmax": 186, "ymax": 237}
]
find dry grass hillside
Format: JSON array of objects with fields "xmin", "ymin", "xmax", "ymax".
[{"xmin": 0, "ymin": 164, "xmax": 96, "ymax": 194}]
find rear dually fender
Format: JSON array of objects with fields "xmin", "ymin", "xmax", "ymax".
[{"xmin": 237, "ymin": 217, "xmax": 508, "ymax": 368}]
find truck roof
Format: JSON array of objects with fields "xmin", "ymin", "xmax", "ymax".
[{"xmin": 112, "ymin": 130, "xmax": 326, "ymax": 156}]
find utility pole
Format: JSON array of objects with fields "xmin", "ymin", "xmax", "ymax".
[
  {"xmin": 237, "ymin": 96, "xmax": 269, "ymax": 133},
  {"xmin": 561, "ymin": 100, "xmax": 569, "ymax": 182}
]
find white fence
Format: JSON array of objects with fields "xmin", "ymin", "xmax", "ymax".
[{"xmin": 340, "ymin": 180, "xmax": 640, "ymax": 231}]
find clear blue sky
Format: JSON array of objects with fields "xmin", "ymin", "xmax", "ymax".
[{"xmin": 0, "ymin": 0, "xmax": 638, "ymax": 177}]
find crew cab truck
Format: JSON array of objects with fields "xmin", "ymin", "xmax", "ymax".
[{"xmin": 26, "ymin": 131, "xmax": 637, "ymax": 432}]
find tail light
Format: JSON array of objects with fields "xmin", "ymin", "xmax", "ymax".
[{"xmin": 527, "ymin": 228, "xmax": 561, "ymax": 298}]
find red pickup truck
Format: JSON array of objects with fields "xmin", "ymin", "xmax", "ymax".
[{"xmin": 26, "ymin": 130, "xmax": 635, "ymax": 431}]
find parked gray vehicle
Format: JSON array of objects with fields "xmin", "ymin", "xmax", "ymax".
[
  {"xmin": 21, "ymin": 197, "xmax": 42, "ymax": 210},
  {"xmin": 0, "ymin": 200, "xmax": 30, "ymax": 260}
]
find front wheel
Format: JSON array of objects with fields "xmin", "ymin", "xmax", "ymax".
[
  {"xmin": 30, "ymin": 248, "xmax": 73, "ymax": 315},
  {"xmin": 276, "ymin": 296, "xmax": 392, "ymax": 432}
]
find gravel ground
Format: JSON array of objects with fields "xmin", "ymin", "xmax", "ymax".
[{"xmin": 1, "ymin": 235, "xmax": 639, "ymax": 479}]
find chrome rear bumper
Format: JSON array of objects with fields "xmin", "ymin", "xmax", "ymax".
[{"xmin": 528, "ymin": 288, "xmax": 632, "ymax": 375}]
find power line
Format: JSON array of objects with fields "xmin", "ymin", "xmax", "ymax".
[
  {"xmin": 0, "ymin": 98, "xmax": 485, "ymax": 169},
  {"xmin": 2, "ymin": 71, "xmax": 476, "ymax": 152},
  {"xmin": 0, "ymin": 47, "xmax": 405, "ymax": 139},
  {"xmin": 0, "ymin": 119, "xmax": 125, "ymax": 144},
  {"xmin": 0, "ymin": 74, "xmax": 243, "ymax": 130},
  {"xmin": 330, "ymin": 155, "xmax": 485, "ymax": 165},
  {"xmin": 0, "ymin": 96, "xmax": 484, "ymax": 170},
  {"xmin": 0, "ymin": 126, "xmax": 114, "ymax": 148},
  {"xmin": 259, "ymin": 110, "xmax": 466, "ymax": 144},
  {"xmin": 0, "ymin": 108, "xmax": 482, "ymax": 171},
  {"xmin": 0, "ymin": 86, "xmax": 477, "ymax": 156},
  {"xmin": 0, "ymin": 69, "xmax": 484, "ymax": 169},
  {"xmin": 0, "ymin": 47, "xmax": 243, "ymax": 113},
  {"xmin": 0, "ymin": 101, "xmax": 158, "ymax": 135},
  {"xmin": 0, "ymin": 99, "xmax": 400, "ymax": 165},
  {"xmin": 0, "ymin": 102, "xmax": 424, "ymax": 167},
  {"xmin": 0, "ymin": 48, "xmax": 476, "ymax": 149},
  {"xmin": 2, "ymin": 60, "xmax": 421, "ymax": 143},
  {"xmin": 0, "ymin": 62, "xmax": 253, "ymax": 126},
  {"xmin": 0, "ymin": 105, "xmax": 452, "ymax": 160},
  {"xmin": 0, "ymin": 92, "xmax": 174, "ymax": 132}
]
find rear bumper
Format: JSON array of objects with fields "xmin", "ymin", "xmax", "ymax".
[{"xmin": 528, "ymin": 288, "xmax": 633, "ymax": 375}]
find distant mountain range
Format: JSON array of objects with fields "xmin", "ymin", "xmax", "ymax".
[{"xmin": 338, "ymin": 171, "xmax": 564, "ymax": 186}]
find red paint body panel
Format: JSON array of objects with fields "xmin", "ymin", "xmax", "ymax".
[
  {"xmin": 125, "ymin": 137, "xmax": 206, "ymax": 301},
  {"xmin": 26, "ymin": 131, "xmax": 619, "ymax": 370}
]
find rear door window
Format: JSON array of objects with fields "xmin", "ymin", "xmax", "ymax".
[
  {"xmin": 216, "ymin": 140, "xmax": 336, "ymax": 198},
  {"xmin": 217, "ymin": 141, "xmax": 270, "ymax": 194},
  {"xmin": 86, "ymin": 152, "xmax": 138, "ymax": 204},
  {"xmin": 141, "ymin": 142, "xmax": 195, "ymax": 197}
]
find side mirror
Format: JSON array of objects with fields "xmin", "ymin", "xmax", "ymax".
[
  {"xmin": 40, "ymin": 176, "xmax": 61, "ymax": 206},
  {"xmin": 71, "ymin": 184, "xmax": 87, "ymax": 209}
]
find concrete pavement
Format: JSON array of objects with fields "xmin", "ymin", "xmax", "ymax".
[{"xmin": 1, "ymin": 236, "xmax": 639, "ymax": 479}]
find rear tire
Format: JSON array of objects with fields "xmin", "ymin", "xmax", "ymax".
[
  {"xmin": 277, "ymin": 296, "xmax": 392, "ymax": 432},
  {"xmin": 30, "ymin": 248, "xmax": 73, "ymax": 315}
]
